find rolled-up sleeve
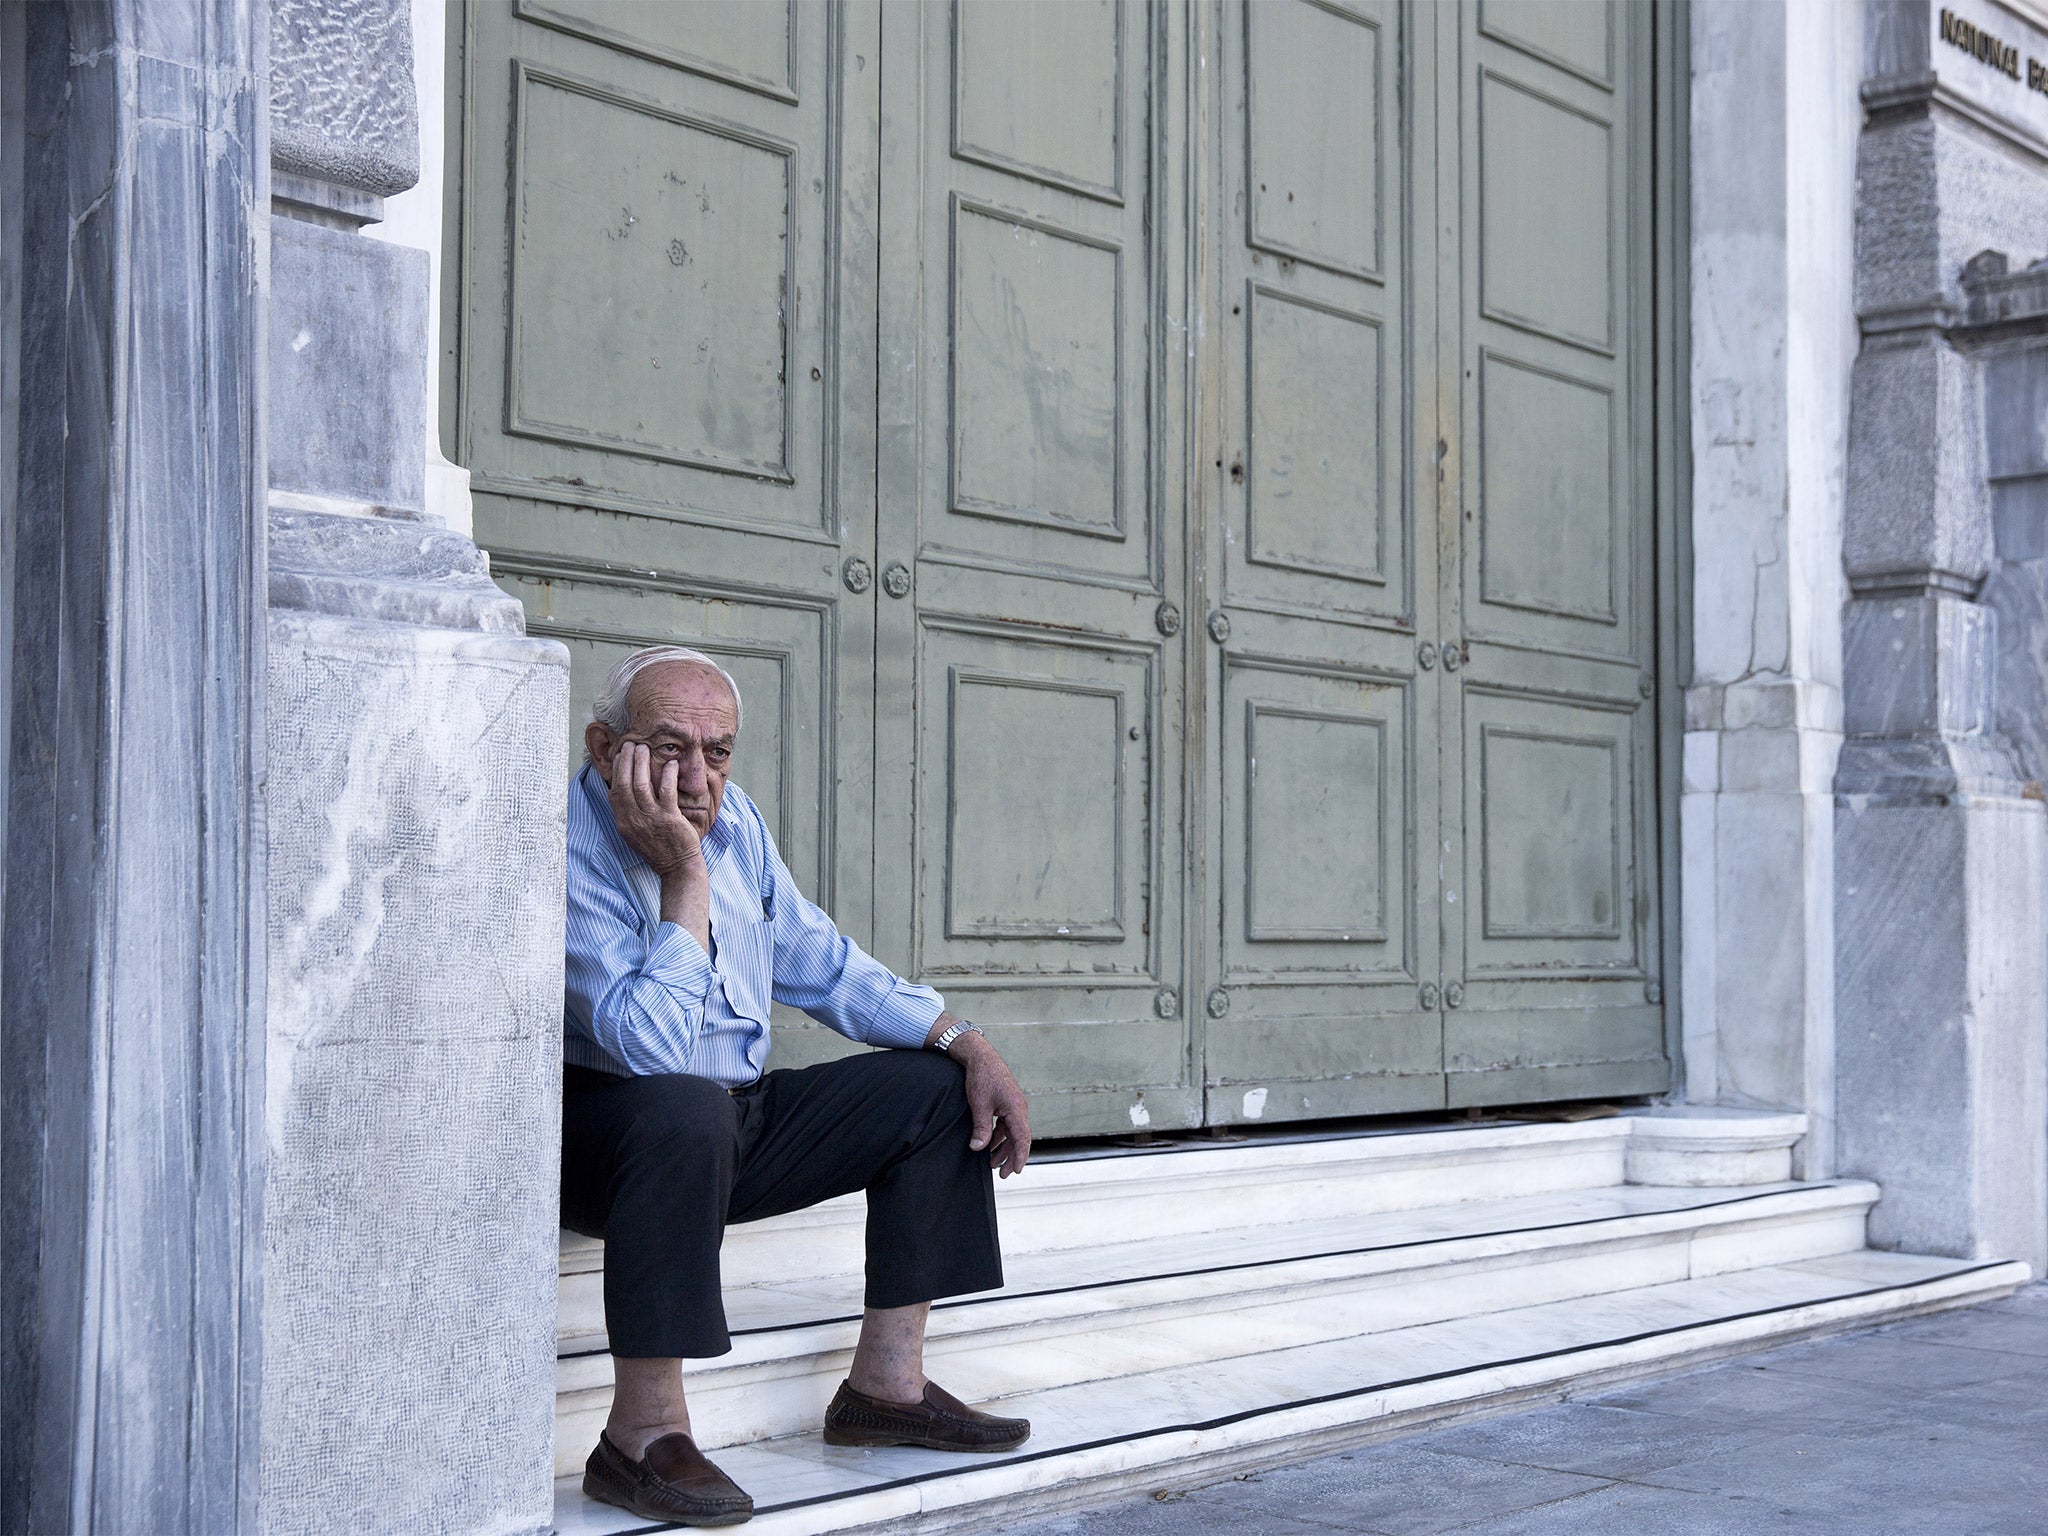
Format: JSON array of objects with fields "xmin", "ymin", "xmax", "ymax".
[
  {"xmin": 564, "ymin": 841, "xmax": 718, "ymax": 1074},
  {"xmin": 763, "ymin": 834, "xmax": 945, "ymax": 1049}
]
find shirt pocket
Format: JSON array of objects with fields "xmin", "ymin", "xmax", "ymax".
[{"xmin": 715, "ymin": 913, "xmax": 776, "ymax": 1023}]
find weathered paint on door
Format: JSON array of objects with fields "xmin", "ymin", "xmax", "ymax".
[
  {"xmin": 1437, "ymin": 0, "xmax": 1667, "ymax": 1107},
  {"xmin": 451, "ymin": 0, "xmax": 889, "ymax": 1070},
  {"xmin": 1199, "ymin": 0, "xmax": 1447, "ymax": 1125},
  {"xmin": 869, "ymin": 2, "xmax": 1197, "ymax": 1136},
  {"xmin": 449, "ymin": 0, "xmax": 1669, "ymax": 1136}
]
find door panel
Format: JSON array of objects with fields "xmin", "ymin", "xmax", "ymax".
[
  {"xmin": 457, "ymin": 0, "xmax": 885, "ymax": 1069},
  {"xmin": 1206, "ymin": 656, "xmax": 1440, "ymax": 1120},
  {"xmin": 1441, "ymin": 0, "xmax": 1666, "ymax": 1105},
  {"xmin": 1205, "ymin": 0, "xmax": 1442, "ymax": 1125},
  {"xmin": 872, "ymin": 0, "xmax": 1192, "ymax": 1138}
]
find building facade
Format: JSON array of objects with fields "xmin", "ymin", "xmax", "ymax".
[{"xmin": 3, "ymin": 1, "xmax": 2045, "ymax": 1533}]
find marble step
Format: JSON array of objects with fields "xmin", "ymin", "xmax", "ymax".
[
  {"xmin": 552, "ymin": 1178, "xmax": 1877, "ymax": 1474},
  {"xmin": 560, "ymin": 1117, "xmax": 1660, "ymax": 1352},
  {"xmin": 553, "ymin": 1249, "xmax": 2029, "ymax": 1536}
]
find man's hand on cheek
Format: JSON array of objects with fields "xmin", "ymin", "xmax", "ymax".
[{"xmin": 608, "ymin": 741, "xmax": 704, "ymax": 880}]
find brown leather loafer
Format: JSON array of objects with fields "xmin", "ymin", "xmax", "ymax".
[
  {"xmin": 822, "ymin": 1379, "xmax": 1031, "ymax": 1453},
  {"xmin": 583, "ymin": 1430, "xmax": 754, "ymax": 1526}
]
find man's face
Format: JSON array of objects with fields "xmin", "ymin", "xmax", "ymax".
[{"xmin": 584, "ymin": 662, "xmax": 739, "ymax": 836}]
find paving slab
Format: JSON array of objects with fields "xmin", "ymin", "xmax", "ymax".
[
  {"xmin": 1585, "ymin": 1357, "xmax": 1918, "ymax": 1432},
  {"xmin": 1882, "ymin": 1305, "xmax": 2048, "ymax": 1357},
  {"xmin": 1442, "ymin": 1480, "xmax": 1876, "ymax": 1536},
  {"xmin": 1415, "ymin": 1401, "xmax": 1773, "ymax": 1480},
  {"xmin": 1746, "ymin": 1333, "xmax": 2040, "ymax": 1393},
  {"xmin": 1168, "ymin": 1445, "xmax": 1609, "ymax": 1536},
  {"xmin": 1003, "ymin": 1284, "xmax": 2048, "ymax": 1536}
]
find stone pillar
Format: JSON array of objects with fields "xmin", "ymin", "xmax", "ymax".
[
  {"xmin": 1972, "ymin": 257, "xmax": 2048, "ymax": 1256},
  {"xmin": 257, "ymin": 3, "xmax": 569, "ymax": 1533},
  {"xmin": 1683, "ymin": 0, "xmax": 1864, "ymax": 1173},
  {"xmin": 1835, "ymin": 0, "xmax": 2048, "ymax": 1276},
  {"xmin": 1972, "ymin": 257, "xmax": 2048, "ymax": 795},
  {"xmin": 363, "ymin": 0, "xmax": 473, "ymax": 533},
  {"xmin": 3, "ymin": 2, "xmax": 267, "ymax": 1530}
]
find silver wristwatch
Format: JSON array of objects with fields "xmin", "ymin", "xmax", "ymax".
[{"xmin": 931, "ymin": 1019, "xmax": 984, "ymax": 1055}]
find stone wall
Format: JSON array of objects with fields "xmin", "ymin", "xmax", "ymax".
[
  {"xmin": 1834, "ymin": 0, "xmax": 2048, "ymax": 1276},
  {"xmin": 262, "ymin": 613, "xmax": 565, "ymax": 1536},
  {"xmin": 1683, "ymin": 0, "xmax": 1865, "ymax": 1171},
  {"xmin": 257, "ymin": 2, "xmax": 570, "ymax": 1531}
]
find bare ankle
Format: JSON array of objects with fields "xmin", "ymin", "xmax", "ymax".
[
  {"xmin": 847, "ymin": 1303, "xmax": 931, "ymax": 1405},
  {"xmin": 606, "ymin": 1356, "xmax": 693, "ymax": 1459},
  {"xmin": 606, "ymin": 1413, "xmax": 693, "ymax": 1461},
  {"xmin": 846, "ymin": 1366, "xmax": 928, "ymax": 1406}
]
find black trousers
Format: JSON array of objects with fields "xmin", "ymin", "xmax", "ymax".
[{"xmin": 560, "ymin": 1049, "xmax": 1004, "ymax": 1358}]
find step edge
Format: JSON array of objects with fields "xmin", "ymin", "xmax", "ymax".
[
  {"xmin": 560, "ymin": 1175, "xmax": 1879, "ymax": 1288},
  {"xmin": 555, "ymin": 1126, "xmax": 1638, "ymax": 1264},
  {"xmin": 553, "ymin": 1184, "xmax": 1884, "ymax": 1384}
]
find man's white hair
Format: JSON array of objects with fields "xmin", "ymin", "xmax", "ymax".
[{"xmin": 590, "ymin": 645, "xmax": 745, "ymax": 736}]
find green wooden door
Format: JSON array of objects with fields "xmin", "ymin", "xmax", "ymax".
[
  {"xmin": 451, "ymin": 0, "xmax": 1668, "ymax": 1131},
  {"xmin": 1198, "ymin": 0, "xmax": 1447, "ymax": 1124},
  {"xmin": 1436, "ymin": 0, "xmax": 1666, "ymax": 1105},
  {"xmin": 451, "ymin": 0, "xmax": 894, "ymax": 1067},
  {"xmin": 1198, "ymin": 0, "xmax": 1667, "ymax": 1126},
  {"xmin": 870, "ymin": 0, "xmax": 1197, "ymax": 1137}
]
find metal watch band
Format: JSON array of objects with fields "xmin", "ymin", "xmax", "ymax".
[{"xmin": 932, "ymin": 1020, "xmax": 983, "ymax": 1054}]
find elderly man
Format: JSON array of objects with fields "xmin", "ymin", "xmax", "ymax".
[{"xmin": 561, "ymin": 645, "xmax": 1033, "ymax": 1527}]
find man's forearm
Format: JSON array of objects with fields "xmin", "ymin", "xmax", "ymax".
[{"xmin": 658, "ymin": 858, "xmax": 712, "ymax": 955}]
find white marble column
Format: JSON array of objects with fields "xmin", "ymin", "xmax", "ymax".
[
  {"xmin": 258, "ymin": 3, "xmax": 567, "ymax": 1532},
  {"xmin": 1682, "ymin": 0, "xmax": 1864, "ymax": 1175},
  {"xmin": 366, "ymin": 0, "xmax": 471, "ymax": 535},
  {"xmin": 2, "ymin": 2, "xmax": 267, "ymax": 1529}
]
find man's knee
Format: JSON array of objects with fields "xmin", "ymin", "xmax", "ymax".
[{"xmin": 889, "ymin": 1048, "xmax": 972, "ymax": 1128}]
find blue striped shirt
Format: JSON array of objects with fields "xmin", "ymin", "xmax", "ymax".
[{"xmin": 563, "ymin": 763, "xmax": 945, "ymax": 1083}]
